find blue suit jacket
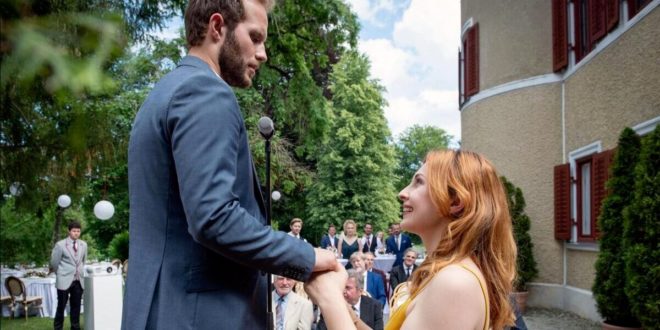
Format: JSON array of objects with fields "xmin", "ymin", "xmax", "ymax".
[
  {"xmin": 320, "ymin": 235, "xmax": 339, "ymax": 249},
  {"xmin": 122, "ymin": 56, "xmax": 315, "ymax": 330},
  {"xmin": 365, "ymin": 271, "xmax": 387, "ymax": 307},
  {"xmin": 385, "ymin": 234, "xmax": 413, "ymax": 267}
]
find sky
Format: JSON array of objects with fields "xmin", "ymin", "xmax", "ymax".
[
  {"xmin": 158, "ymin": 0, "xmax": 462, "ymax": 142},
  {"xmin": 346, "ymin": 0, "xmax": 462, "ymax": 142}
]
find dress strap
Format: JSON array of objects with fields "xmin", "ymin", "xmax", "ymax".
[{"xmin": 458, "ymin": 264, "xmax": 489, "ymax": 330}]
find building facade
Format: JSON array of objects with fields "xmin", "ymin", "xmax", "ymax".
[{"xmin": 459, "ymin": 0, "xmax": 659, "ymax": 321}]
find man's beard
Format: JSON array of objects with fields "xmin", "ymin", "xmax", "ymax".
[{"xmin": 219, "ymin": 29, "xmax": 251, "ymax": 88}]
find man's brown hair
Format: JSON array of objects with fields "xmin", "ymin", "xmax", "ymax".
[{"xmin": 184, "ymin": 0, "xmax": 275, "ymax": 49}]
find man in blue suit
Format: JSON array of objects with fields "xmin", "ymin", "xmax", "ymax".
[
  {"xmin": 320, "ymin": 224, "xmax": 339, "ymax": 250},
  {"xmin": 349, "ymin": 252, "xmax": 386, "ymax": 307},
  {"xmin": 386, "ymin": 223, "xmax": 413, "ymax": 267},
  {"xmin": 122, "ymin": 1, "xmax": 337, "ymax": 329}
]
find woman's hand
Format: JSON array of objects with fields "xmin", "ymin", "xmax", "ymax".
[{"xmin": 305, "ymin": 264, "xmax": 356, "ymax": 329}]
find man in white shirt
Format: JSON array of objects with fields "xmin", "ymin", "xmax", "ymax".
[
  {"xmin": 361, "ymin": 223, "xmax": 376, "ymax": 253},
  {"xmin": 287, "ymin": 218, "xmax": 307, "ymax": 242},
  {"xmin": 272, "ymin": 275, "xmax": 314, "ymax": 330}
]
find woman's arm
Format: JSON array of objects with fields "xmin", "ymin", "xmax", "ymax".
[{"xmin": 305, "ymin": 264, "xmax": 356, "ymax": 330}]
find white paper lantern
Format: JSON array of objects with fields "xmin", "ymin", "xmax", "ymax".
[
  {"xmin": 271, "ymin": 190, "xmax": 281, "ymax": 201},
  {"xmin": 94, "ymin": 200, "xmax": 115, "ymax": 220},
  {"xmin": 57, "ymin": 195, "xmax": 72, "ymax": 208}
]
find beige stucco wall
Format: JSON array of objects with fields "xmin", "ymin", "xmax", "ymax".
[
  {"xmin": 461, "ymin": 83, "xmax": 563, "ymax": 284},
  {"xmin": 566, "ymin": 249, "xmax": 598, "ymax": 290},
  {"xmin": 461, "ymin": 0, "xmax": 552, "ymax": 90},
  {"xmin": 565, "ymin": 7, "xmax": 660, "ymax": 152}
]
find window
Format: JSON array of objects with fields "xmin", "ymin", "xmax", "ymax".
[
  {"xmin": 459, "ymin": 21, "xmax": 479, "ymax": 107},
  {"xmin": 552, "ymin": 0, "xmax": 621, "ymax": 68},
  {"xmin": 554, "ymin": 148, "xmax": 614, "ymax": 242},
  {"xmin": 627, "ymin": 0, "xmax": 652, "ymax": 19}
]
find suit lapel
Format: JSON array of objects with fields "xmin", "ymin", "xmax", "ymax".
[{"xmin": 284, "ymin": 295, "xmax": 297, "ymax": 329}]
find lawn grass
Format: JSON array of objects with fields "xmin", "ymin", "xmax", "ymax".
[{"xmin": 0, "ymin": 315, "xmax": 84, "ymax": 330}]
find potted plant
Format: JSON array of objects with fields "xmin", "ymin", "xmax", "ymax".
[
  {"xmin": 593, "ymin": 128, "xmax": 642, "ymax": 330},
  {"xmin": 501, "ymin": 176, "xmax": 538, "ymax": 314},
  {"xmin": 622, "ymin": 126, "xmax": 659, "ymax": 330}
]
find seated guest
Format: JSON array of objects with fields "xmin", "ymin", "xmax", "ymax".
[
  {"xmin": 375, "ymin": 231, "xmax": 386, "ymax": 255},
  {"xmin": 320, "ymin": 224, "xmax": 339, "ymax": 251},
  {"xmin": 389, "ymin": 248, "xmax": 418, "ymax": 292},
  {"xmin": 272, "ymin": 275, "xmax": 314, "ymax": 330},
  {"xmin": 363, "ymin": 251, "xmax": 389, "ymax": 298},
  {"xmin": 317, "ymin": 269, "xmax": 383, "ymax": 330},
  {"xmin": 287, "ymin": 218, "xmax": 307, "ymax": 242},
  {"xmin": 350, "ymin": 252, "xmax": 386, "ymax": 307}
]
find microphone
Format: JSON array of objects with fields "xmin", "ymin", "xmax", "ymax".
[{"xmin": 258, "ymin": 116, "xmax": 274, "ymax": 139}]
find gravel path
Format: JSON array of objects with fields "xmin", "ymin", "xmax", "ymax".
[{"xmin": 523, "ymin": 307, "xmax": 601, "ymax": 330}]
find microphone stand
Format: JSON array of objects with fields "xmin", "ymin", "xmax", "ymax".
[
  {"xmin": 265, "ymin": 136, "xmax": 274, "ymax": 330},
  {"xmin": 258, "ymin": 116, "xmax": 275, "ymax": 330}
]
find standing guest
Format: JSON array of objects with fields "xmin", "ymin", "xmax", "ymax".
[
  {"xmin": 317, "ymin": 269, "xmax": 384, "ymax": 330},
  {"xmin": 272, "ymin": 276, "xmax": 314, "ymax": 330},
  {"xmin": 363, "ymin": 252, "xmax": 389, "ymax": 298},
  {"xmin": 50, "ymin": 221, "xmax": 87, "ymax": 330},
  {"xmin": 361, "ymin": 223, "xmax": 377, "ymax": 253},
  {"xmin": 349, "ymin": 252, "xmax": 386, "ymax": 307},
  {"xmin": 123, "ymin": 0, "xmax": 337, "ymax": 328},
  {"xmin": 320, "ymin": 224, "xmax": 339, "ymax": 251},
  {"xmin": 305, "ymin": 149, "xmax": 518, "ymax": 330},
  {"xmin": 389, "ymin": 248, "xmax": 418, "ymax": 293},
  {"xmin": 338, "ymin": 220, "xmax": 363, "ymax": 264},
  {"xmin": 288, "ymin": 218, "xmax": 307, "ymax": 242},
  {"xmin": 375, "ymin": 231, "xmax": 386, "ymax": 255},
  {"xmin": 386, "ymin": 223, "xmax": 412, "ymax": 267}
]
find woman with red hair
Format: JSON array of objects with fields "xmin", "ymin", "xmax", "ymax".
[{"xmin": 306, "ymin": 149, "xmax": 517, "ymax": 330}]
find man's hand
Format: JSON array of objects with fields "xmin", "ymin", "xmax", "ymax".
[{"xmin": 313, "ymin": 248, "xmax": 338, "ymax": 272}]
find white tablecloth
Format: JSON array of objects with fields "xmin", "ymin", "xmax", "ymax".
[
  {"xmin": 1, "ymin": 275, "xmax": 57, "ymax": 317},
  {"xmin": 373, "ymin": 255, "xmax": 396, "ymax": 273}
]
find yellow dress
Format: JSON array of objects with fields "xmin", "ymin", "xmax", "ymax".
[{"xmin": 385, "ymin": 264, "xmax": 490, "ymax": 330}]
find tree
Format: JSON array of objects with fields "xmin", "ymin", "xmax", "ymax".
[
  {"xmin": 500, "ymin": 176, "xmax": 538, "ymax": 291},
  {"xmin": 592, "ymin": 128, "xmax": 641, "ymax": 327},
  {"xmin": 1, "ymin": 0, "xmax": 185, "ymax": 255},
  {"xmin": 306, "ymin": 52, "xmax": 399, "ymax": 243},
  {"xmin": 394, "ymin": 125, "xmax": 452, "ymax": 191},
  {"xmin": 623, "ymin": 125, "xmax": 660, "ymax": 329}
]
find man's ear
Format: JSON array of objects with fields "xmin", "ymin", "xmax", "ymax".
[
  {"xmin": 208, "ymin": 13, "xmax": 226, "ymax": 41},
  {"xmin": 449, "ymin": 198, "xmax": 464, "ymax": 218}
]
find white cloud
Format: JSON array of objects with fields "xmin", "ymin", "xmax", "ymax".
[
  {"xmin": 346, "ymin": 0, "xmax": 401, "ymax": 26},
  {"xmin": 356, "ymin": 0, "xmax": 462, "ymax": 142}
]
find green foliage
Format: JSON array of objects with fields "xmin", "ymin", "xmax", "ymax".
[
  {"xmin": 306, "ymin": 52, "xmax": 399, "ymax": 243},
  {"xmin": 592, "ymin": 128, "xmax": 641, "ymax": 326},
  {"xmin": 500, "ymin": 176, "xmax": 538, "ymax": 291},
  {"xmin": 623, "ymin": 125, "xmax": 660, "ymax": 329},
  {"xmin": 0, "ymin": 199, "xmax": 53, "ymax": 266},
  {"xmin": 394, "ymin": 125, "xmax": 452, "ymax": 191},
  {"xmin": 108, "ymin": 231, "xmax": 129, "ymax": 261}
]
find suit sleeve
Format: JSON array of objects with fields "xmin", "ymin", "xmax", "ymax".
[
  {"xmin": 374, "ymin": 300, "xmax": 384, "ymax": 330},
  {"xmin": 50, "ymin": 243, "xmax": 62, "ymax": 272},
  {"xmin": 375, "ymin": 277, "xmax": 386, "ymax": 307},
  {"xmin": 385, "ymin": 238, "xmax": 393, "ymax": 254},
  {"xmin": 390, "ymin": 268, "xmax": 401, "ymax": 290},
  {"xmin": 167, "ymin": 74, "xmax": 314, "ymax": 280}
]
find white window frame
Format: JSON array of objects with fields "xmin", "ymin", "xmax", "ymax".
[{"xmin": 568, "ymin": 141, "xmax": 602, "ymax": 243}]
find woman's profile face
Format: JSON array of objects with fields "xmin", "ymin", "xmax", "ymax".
[{"xmin": 398, "ymin": 164, "xmax": 442, "ymax": 234}]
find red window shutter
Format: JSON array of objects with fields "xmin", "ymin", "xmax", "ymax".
[
  {"xmin": 592, "ymin": 149, "xmax": 615, "ymax": 239},
  {"xmin": 552, "ymin": 0, "xmax": 568, "ymax": 72},
  {"xmin": 589, "ymin": 0, "xmax": 607, "ymax": 46},
  {"xmin": 458, "ymin": 48, "xmax": 463, "ymax": 106},
  {"xmin": 605, "ymin": 0, "xmax": 619, "ymax": 32},
  {"xmin": 554, "ymin": 163, "xmax": 572, "ymax": 240},
  {"xmin": 465, "ymin": 23, "xmax": 479, "ymax": 97}
]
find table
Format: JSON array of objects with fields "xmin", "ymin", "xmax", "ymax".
[
  {"xmin": 373, "ymin": 255, "xmax": 396, "ymax": 273},
  {"xmin": 1, "ymin": 275, "xmax": 57, "ymax": 317}
]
